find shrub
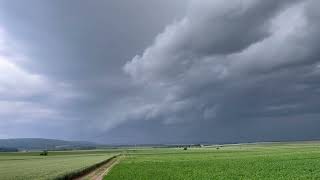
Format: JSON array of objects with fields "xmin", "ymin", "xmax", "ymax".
[{"xmin": 40, "ymin": 150, "xmax": 48, "ymax": 156}]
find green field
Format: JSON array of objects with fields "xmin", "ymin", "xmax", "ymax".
[
  {"xmin": 0, "ymin": 150, "xmax": 119, "ymax": 180},
  {"xmin": 2, "ymin": 142, "xmax": 320, "ymax": 179},
  {"xmin": 106, "ymin": 142, "xmax": 320, "ymax": 180}
]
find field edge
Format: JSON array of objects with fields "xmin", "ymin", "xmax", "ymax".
[{"xmin": 54, "ymin": 154, "xmax": 120, "ymax": 180}]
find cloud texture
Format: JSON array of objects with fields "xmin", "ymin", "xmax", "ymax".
[
  {"xmin": 123, "ymin": 0, "xmax": 320, "ymax": 143},
  {"xmin": 1, "ymin": 0, "xmax": 320, "ymax": 143}
]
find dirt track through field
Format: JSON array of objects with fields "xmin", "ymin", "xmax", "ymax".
[{"xmin": 74, "ymin": 156, "xmax": 121, "ymax": 180}]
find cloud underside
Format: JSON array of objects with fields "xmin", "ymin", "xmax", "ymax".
[
  {"xmin": 1, "ymin": 0, "xmax": 320, "ymax": 143},
  {"xmin": 122, "ymin": 0, "xmax": 320, "ymax": 142}
]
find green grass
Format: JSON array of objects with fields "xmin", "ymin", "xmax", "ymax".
[
  {"xmin": 105, "ymin": 142, "xmax": 320, "ymax": 180},
  {"xmin": 0, "ymin": 149, "xmax": 120, "ymax": 180}
]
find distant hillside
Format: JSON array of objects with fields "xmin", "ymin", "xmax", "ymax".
[{"xmin": 0, "ymin": 138, "xmax": 99, "ymax": 151}]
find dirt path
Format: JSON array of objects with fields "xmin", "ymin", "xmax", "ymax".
[{"xmin": 74, "ymin": 156, "xmax": 121, "ymax": 180}]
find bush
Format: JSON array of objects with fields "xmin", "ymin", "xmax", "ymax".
[{"xmin": 40, "ymin": 150, "xmax": 48, "ymax": 156}]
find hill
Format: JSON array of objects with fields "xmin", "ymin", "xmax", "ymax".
[{"xmin": 0, "ymin": 138, "xmax": 99, "ymax": 151}]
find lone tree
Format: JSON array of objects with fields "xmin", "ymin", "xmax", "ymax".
[{"xmin": 40, "ymin": 150, "xmax": 48, "ymax": 156}]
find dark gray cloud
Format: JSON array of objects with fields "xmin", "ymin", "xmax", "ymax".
[
  {"xmin": 1, "ymin": 0, "xmax": 320, "ymax": 144},
  {"xmin": 0, "ymin": 0, "xmax": 188, "ymax": 140},
  {"xmin": 123, "ymin": 0, "xmax": 320, "ymax": 143}
]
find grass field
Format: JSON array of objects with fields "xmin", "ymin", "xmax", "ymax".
[
  {"xmin": 105, "ymin": 142, "xmax": 320, "ymax": 180},
  {"xmin": 0, "ymin": 150, "xmax": 120, "ymax": 180}
]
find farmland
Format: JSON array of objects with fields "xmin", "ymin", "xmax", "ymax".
[
  {"xmin": 2, "ymin": 142, "xmax": 320, "ymax": 179},
  {"xmin": 106, "ymin": 142, "xmax": 320, "ymax": 179},
  {"xmin": 0, "ymin": 150, "xmax": 120, "ymax": 180}
]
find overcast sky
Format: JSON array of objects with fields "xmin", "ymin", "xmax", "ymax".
[{"xmin": 0, "ymin": 0, "xmax": 320, "ymax": 144}]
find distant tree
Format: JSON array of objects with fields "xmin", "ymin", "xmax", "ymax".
[
  {"xmin": 183, "ymin": 147, "xmax": 188, "ymax": 150},
  {"xmin": 40, "ymin": 150, "xmax": 48, "ymax": 156}
]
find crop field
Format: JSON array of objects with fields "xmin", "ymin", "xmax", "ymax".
[
  {"xmin": 106, "ymin": 142, "xmax": 320, "ymax": 179},
  {"xmin": 2, "ymin": 142, "xmax": 320, "ymax": 180},
  {"xmin": 0, "ymin": 150, "xmax": 120, "ymax": 180}
]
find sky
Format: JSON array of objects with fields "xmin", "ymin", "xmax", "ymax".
[{"xmin": 0, "ymin": 0, "xmax": 320, "ymax": 144}]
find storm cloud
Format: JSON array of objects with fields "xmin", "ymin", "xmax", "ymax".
[
  {"xmin": 124, "ymin": 0, "xmax": 320, "ymax": 143},
  {"xmin": 1, "ymin": 0, "xmax": 320, "ymax": 144}
]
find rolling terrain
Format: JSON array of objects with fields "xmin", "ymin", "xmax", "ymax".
[{"xmin": 0, "ymin": 138, "xmax": 99, "ymax": 151}]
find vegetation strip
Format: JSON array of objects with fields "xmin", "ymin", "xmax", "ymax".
[
  {"xmin": 54, "ymin": 155, "xmax": 120, "ymax": 180},
  {"xmin": 78, "ymin": 156, "xmax": 122, "ymax": 180}
]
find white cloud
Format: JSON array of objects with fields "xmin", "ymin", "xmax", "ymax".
[
  {"xmin": 0, "ymin": 57, "xmax": 50, "ymax": 98},
  {"xmin": 0, "ymin": 27, "xmax": 80, "ymax": 129},
  {"xmin": 0, "ymin": 28, "xmax": 51, "ymax": 99},
  {"xmin": 0, "ymin": 100, "xmax": 59, "ymax": 123}
]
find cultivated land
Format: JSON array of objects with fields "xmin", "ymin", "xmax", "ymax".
[
  {"xmin": 0, "ymin": 150, "xmax": 120, "ymax": 180},
  {"xmin": 2, "ymin": 142, "xmax": 320, "ymax": 179},
  {"xmin": 106, "ymin": 142, "xmax": 320, "ymax": 180}
]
